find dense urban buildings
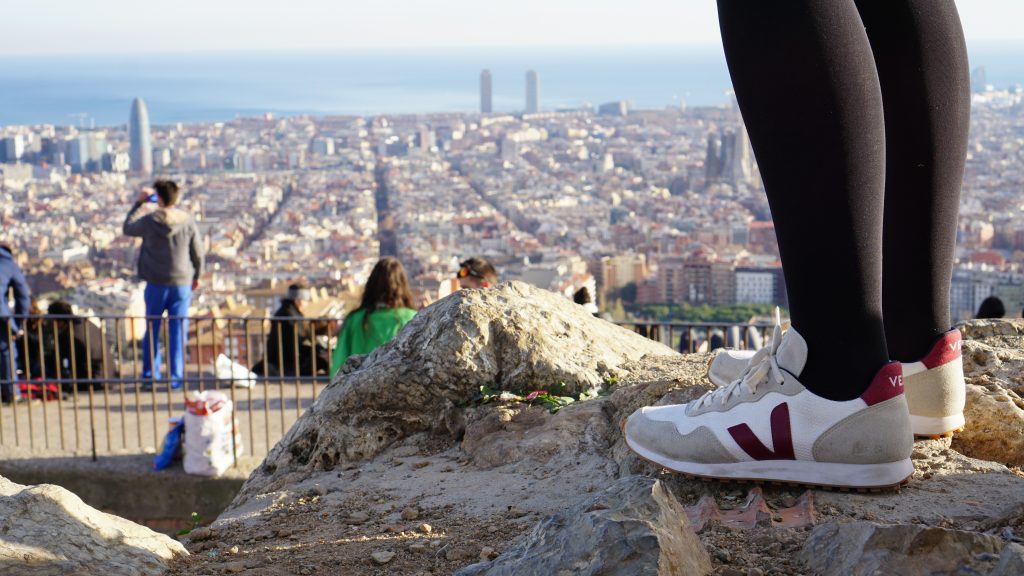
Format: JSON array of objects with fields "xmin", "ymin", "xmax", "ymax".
[{"xmin": 0, "ymin": 84, "xmax": 1021, "ymax": 324}]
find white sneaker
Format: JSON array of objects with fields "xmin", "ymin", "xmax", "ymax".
[
  {"xmin": 708, "ymin": 326, "xmax": 966, "ymax": 438},
  {"xmin": 626, "ymin": 327, "xmax": 914, "ymax": 489}
]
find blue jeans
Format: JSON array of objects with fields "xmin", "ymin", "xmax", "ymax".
[
  {"xmin": 0, "ymin": 333, "xmax": 19, "ymax": 403},
  {"xmin": 141, "ymin": 283, "xmax": 192, "ymax": 389}
]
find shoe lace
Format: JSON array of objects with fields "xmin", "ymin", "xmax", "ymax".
[{"xmin": 694, "ymin": 308, "xmax": 786, "ymax": 410}]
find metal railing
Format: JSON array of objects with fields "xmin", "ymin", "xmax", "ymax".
[
  {"xmin": 0, "ymin": 313, "xmax": 338, "ymax": 461},
  {"xmin": 0, "ymin": 312, "xmax": 774, "ymax": 461},
  {"xmin": 616, "ymin": 320, "xmax": 774, "ymax": 354}
]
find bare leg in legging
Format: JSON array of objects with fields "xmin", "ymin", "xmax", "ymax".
[{"xmin": 716, "ymin": 0, "xmax": 969, "ymax": 400}]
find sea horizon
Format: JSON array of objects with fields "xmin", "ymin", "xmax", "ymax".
[{"xmin": 1, "ymin": 42, "xmax": 1022, "ymax": 128}]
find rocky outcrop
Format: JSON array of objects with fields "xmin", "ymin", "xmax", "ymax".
[
  {"xmin": 956, "ymin": 383, "xmax": 1024, "ymax": 466},
  {"xmin": 454, "ymin": 476, "xmax": 712, "ymax": 576},
  {"xmin": 954, "ymin": 319, "xmax": 1024, "ymax": 466},
  {"xmin": 0, "ymin": 475, "xmax": 187, "ymax": 576},
  {"xmin": 799, "ymin": 521, "xmax": 1006, "ymax": 576},
  {"xmin": 234, "ymin": 282, "xmax": 675, "ymax": 503},
  {"xmin": 184, "ymin": 303, "xmax": 1024, "ymax": 576}
]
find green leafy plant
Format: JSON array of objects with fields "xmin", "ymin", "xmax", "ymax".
[
  {"xmin": 524, "ymin": 390, "xmax": 576, "ymax": 412},
  {"xmin": 473, "ymin": 382, "xmax": 607, "ymax": 414},
  {"xmin": 176, "ymin": 511, "xmax": 203, "ymax": 536}
]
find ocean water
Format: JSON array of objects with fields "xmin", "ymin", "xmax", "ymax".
[{"xmin": 0, "ymin": 43, "xmax": 1021, "ymax": 127}]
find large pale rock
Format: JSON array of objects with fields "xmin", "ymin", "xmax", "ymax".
[
  {"xmin": 234, "ymin": 282, "xmax": 675, "ymax": 504},
  {"xmin": 944, "ymin": 319, "xmax": 1024, "ymax": 466},
  {"xmin": 953, "ymin": 383, "xmax": 1024, "ymax": 466},
  {"xmin": 454, "ymin": 475, "xmax": 712, "ymax": 576},
  {"xmin": 960, "ymin": 319, "xmax": 1024, "ymax": 396},
  {"xmin": 0, "ymin": 475, "xmax": 187, "ymax": 576},
  {"xmin": 799, "ymin": 521, "xmax": 1004, "ymax": 576},
  {"xmin": 959, "ymin": 318, "xmax": 1024, "ymax": 351}
]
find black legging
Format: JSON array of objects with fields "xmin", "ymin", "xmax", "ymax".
[{"xmin": 717, "ymin": 0, "xmax": 970, "ymax": 400}]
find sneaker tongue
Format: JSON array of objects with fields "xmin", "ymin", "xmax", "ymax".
[{"xmin": 776, "ymin": 327, "xmax": 808, "ymax": 377}]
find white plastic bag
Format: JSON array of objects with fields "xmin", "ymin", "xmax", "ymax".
[
  {"xmin": 184, "ymin": 391, "xmax": 243, "ymax": 477},
  {"xmin": 215, "ymin": 353, "xmax": 256, "ymax": 388}
]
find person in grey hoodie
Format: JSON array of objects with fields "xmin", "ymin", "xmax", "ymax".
[{"xmin": 123, "ymin": 179, "xmax": 203, "ymax": 389}]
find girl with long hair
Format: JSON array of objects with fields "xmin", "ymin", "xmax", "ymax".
[{"xmin": 330, "ymin": 257, "xmax": 417, "ymax": 375}]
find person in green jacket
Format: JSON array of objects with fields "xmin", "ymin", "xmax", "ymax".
[{"xmin": 331, "ymin": 257, "xmax": 417, "ymax": 376}]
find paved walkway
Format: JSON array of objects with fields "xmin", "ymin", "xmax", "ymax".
[{"xmin": 0, "ymin": 376, "xmax": 325, "ymax": 458}]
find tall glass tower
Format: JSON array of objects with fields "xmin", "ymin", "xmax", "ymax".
[
  {"xmin": 129, "ymin": 97, "xmax": 153, "ymax": 175},
  {"xmin": 526, "ymin": 70, "xmax": 539, "ymax": 113},
  {"xmin": 480, "ymin": 69, "xmax": 493, "ymax": 114}
]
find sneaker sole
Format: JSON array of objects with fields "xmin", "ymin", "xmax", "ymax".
[
  {"xmin": 911, "ymin": 413, "xmax": 966, "ymax": 439},
  {"xmin": 624, "ymin": 428, "xmax": 913, "ymax": 491}
]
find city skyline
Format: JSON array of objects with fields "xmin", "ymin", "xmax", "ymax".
[
  {"xmin": 2, "ymin": 84, "xmax": 1022, "ymax": 322},
  {"xmin": 1, "ymin": 1, "xmax": 1022, "ymax": 56}
]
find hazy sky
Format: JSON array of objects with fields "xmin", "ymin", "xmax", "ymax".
[{"xmin": 0, "ymin": 0, "xmax": 1020, "ymax": 55}]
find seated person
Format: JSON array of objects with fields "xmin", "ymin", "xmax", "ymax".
[
  {"xmin": 47, "ymin": 301, "xmax": 111, "ymax": 391},
  {"xmin": 456, "ymin": 257, "xmax": 498, "ymax": 289},
  {"xmin": 254, "ymin": 283, "xmax": 326, "ymax": 377},
  {"xmin": 331, "ymin": 257, "xmax": 417, "ymax": 375},
  {"xmin": 975, "ymin": 296, "xmax": 1005, "ymax": 319}
]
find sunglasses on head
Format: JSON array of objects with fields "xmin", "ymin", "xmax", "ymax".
[{"xmin": 457, "ymin": 266, "xmax": 483, "ymax": 279}]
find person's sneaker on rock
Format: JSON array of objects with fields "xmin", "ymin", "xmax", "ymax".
[
  {"xmin": 707, "ymin": 319, "xmax": 966, "ymax": 439},
  {"xmin": 625, "ymin": 325, "xmax": 914, "ymax": 489}
]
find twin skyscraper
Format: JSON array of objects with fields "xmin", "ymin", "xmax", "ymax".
[{"xmin": 480, "ymin": 69, "xmax": 539, "ymax": 114}]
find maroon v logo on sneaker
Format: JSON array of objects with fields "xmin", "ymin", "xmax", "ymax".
[{"xmin": 727, "ymin": 403, "xmax": 796, "ymax": 460}]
